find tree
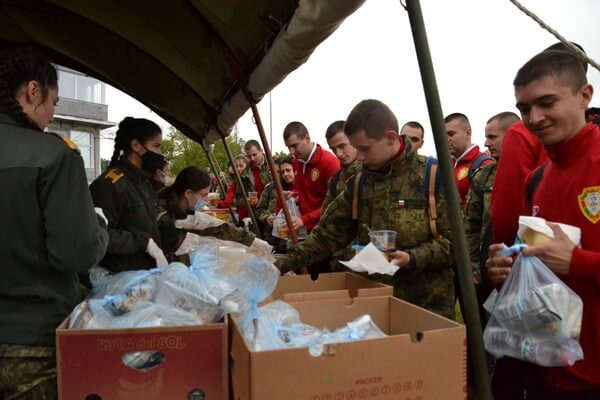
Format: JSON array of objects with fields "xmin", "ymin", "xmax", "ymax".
[
  {"xmin": 274, "ymin": 150, "xmax": 290, "ymax": 159},
  {"xmin": 161, "ymin": 128, "xmax": 245, "ymax": 177}
]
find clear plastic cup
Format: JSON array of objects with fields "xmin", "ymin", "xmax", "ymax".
[
  {"xmin": 248, "ymin": 191, "xmax": 258, "ymax": 202},
  {"xmin": 368, "ymin": 230, "xmax": 397, "ymax": 253}
]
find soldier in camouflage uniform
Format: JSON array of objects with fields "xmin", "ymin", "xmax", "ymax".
[
  {"xmin": 255, "ymin": 157, "xmax": 292, "ymax": 253},
  {"xmin": 321, "ymin": 120, "xmax": 362, "ymax": 272},
  {"xmin": 278, "ymin": 99, "xmax": 455, "ymax": 319},
  {"xmin": 464, "ymin": 111, "xmax": 518, "ymax": 298},
  {"xmin": 157, "ymin": 166, "xmax": 263, "ymax": 263}
]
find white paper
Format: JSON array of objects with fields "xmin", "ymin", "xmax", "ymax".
[
  {"xmin": 517, "ymin": 216, "xmax": 581, "ymax": 245},
  {"xmin": 174, "ymin": 211, "xmax": 225, "ymax": 231},
  {"xmin": 339, "ymin": 243, "xmax": 399, "ymax": 276}
]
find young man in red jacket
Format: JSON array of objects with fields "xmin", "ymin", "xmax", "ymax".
[
  {"xmin": 445, "ymin": 113, "xmax": 493, "ymax": 209},
  {"xmin": 487, "ymin": 50, "xmax": 600, "ymax": 399},
  {"xmin": 283, "ymin": 121, "xmax": 340, "ymax": 233}
]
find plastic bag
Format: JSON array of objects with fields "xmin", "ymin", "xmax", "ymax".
[
  {"xmin": 308, "ymin": 314, "xmax": 387, "ymax": 357},
  {"xmin": 245, "ymin": 301, "xmax": 314, "ymax": 351},
  {"xmin": 483, "ymin": 252, "xmax": 583, "ymax": 367},
  {"xmin": 272, "ymin": 197, "xmax": 307, "ymax": 240},
  {"xmin": 229, "ymin": 256, "xmax": 279, "ymax": 321},
  {"xmin": 153, "ymin": 263, "xmax": 225, "ymax": 323},
  {"xmin": 246, "ymin": 302, "xmax": 387, "ymax": 356},
  {"xmin": 90, "ymin": 268, "xmax": 162, "ymax": 301}
]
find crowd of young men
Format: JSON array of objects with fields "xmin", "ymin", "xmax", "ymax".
[{"xmin": 239, "ymin": 45, "xmax": 599, "ymax": 399}]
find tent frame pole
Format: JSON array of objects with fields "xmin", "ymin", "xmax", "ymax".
[
  {"xmin": 218, "ymin": 132, "xmax": 262, "ymax": 238},
  {"xmin": 405, "ymin": 1, "xmax": 492, "ymax": 398}
]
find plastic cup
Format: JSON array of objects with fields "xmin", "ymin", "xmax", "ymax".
[
  {"xmin": 368, "ymin": 230, "xmax": 397, "ymax": 253},
  {"xmin": 208, "ymin": 192, "xmax": 220, "ymax": 207}
]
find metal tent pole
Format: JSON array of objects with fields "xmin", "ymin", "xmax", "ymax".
[
  {"xmin": 218, "ymin": 132, "xmax": 262, "ymax": 238},
  {"xmin": 203, "ymin": 146, "xmax": 238, "ymax": 224},
  {"xmin": 205, "ymin": 149, "xmax": 227, "ymax": 197},
  {"xmin": 404, "ymin": 1, "xmax": 492, "ymax": 398}
]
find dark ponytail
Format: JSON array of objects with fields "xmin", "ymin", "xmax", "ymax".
[
  {"xmin": 0, "ymin": 47, "xmax": 57, "ymax": 130},
  {"xmin": 159, "ymin": 166, "xmax": 211, "ymax": 200},
  {"xmin": 110, "ymin": 117, "xmax": 162, "ymax": 166}
]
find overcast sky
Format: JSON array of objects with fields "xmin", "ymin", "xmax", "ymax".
[{"xmin": 101, "ymin": 0, "xmax": 600, "ymax": 160}]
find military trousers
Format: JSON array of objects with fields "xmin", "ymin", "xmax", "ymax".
[{"xmin": 0, "ymin": 344, "xmax": 57, "ymax": 400}]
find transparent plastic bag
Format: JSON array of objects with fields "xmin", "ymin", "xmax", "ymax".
[
  {"xmin": 272, "ymin": 197, "xmax": 307, "ymax": 240},
  {"xmin": 153, "ymin": 263, "xmax": 225, "ymax": 323},
  {"xmin": 483, "ymin": 252, "xmax": 583, "ymax": 366},
  {"xmin": 307, "ymin": 315, "xmax": 386, "ymax": 357},
  {"xmin": 246, "ymin": 301, "xmax": 310, "ymax": 351},
  {"xmin": 90, "ymin": 268, "xmax": 162, "ymax": 301},
  {"xmin": 229, "ymin": 256, "xmax": 280, "ymax": 330}
]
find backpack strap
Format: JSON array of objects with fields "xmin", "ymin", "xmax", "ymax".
[
  {"xmin": 469, "ymin": 153, "xmax": 494, "ymax": 180},
  {"xmin": 329, "ymin": 170, "xmax": 342, "ymax": 200},
  {"xmin": 424, "ymin": 156, "xmax": 441, "ymax": 238},
  {"xmin": 527, "ymin": 162, "xmax": 548, "ymax": 205},
  {"xmin": 351, "ymin": 171, "xmax": 363, "ymax": 220}
]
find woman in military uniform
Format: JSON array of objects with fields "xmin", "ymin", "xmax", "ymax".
[
  {"xmin": 90, "ymin": 117, "xmax": 169, "ymax": 272},
  {"xmin": 0, "ymin": 47, "xmax": 108, "ymax": 399},
  {"xmin": 158, "ymin": 166, "xmax": 270, "ymax": 262}
]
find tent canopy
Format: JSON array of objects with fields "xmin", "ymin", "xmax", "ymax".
[{"xmin": 0, "ymin": 0, "xmax": 364, "ymax": 145}]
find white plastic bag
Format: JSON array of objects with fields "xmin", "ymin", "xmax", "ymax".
[
  {"xmin": 272, "ymin": 197, "xmax": 307, "ymax": 240},
  {"xmin": 483, "ymin": 252, "xmax": 583, "ymax": 367}
]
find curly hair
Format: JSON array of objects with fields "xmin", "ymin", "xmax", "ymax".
[{"xmin": 0, "ymin": 47, "xmax": 57, "ymax": 130}]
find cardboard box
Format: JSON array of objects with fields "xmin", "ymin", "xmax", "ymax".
[
  {"xmin": 56, "ymin": 318, "xmax": 228, "ymax": 400},
  {"xmin": 267, "ymin": 272, "xmax": 393, "ymax": 302},
  {"xmin": 231, "ymin": 296, "xmax": 466, "ymax": 400}
]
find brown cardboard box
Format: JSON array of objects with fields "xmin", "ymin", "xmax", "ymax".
[
  {"xmin": 231, "ymin": 296, "xmax": 466, "ymax": 400},
  {"xmin": 56, "ymin": 318, "xmax": 228, "ymax": 400},
  {"xmin": 267, "ymin": 272, "xmax": 393, "ymax": 302}
]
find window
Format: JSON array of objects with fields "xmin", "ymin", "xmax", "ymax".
[
  {"xmin": 58, "ymin": 70, "xmax": 75, "ymax": 99},
  {"xmin": 71, "ymin": 131, "xmax": 93, "ymax": 169},
  {"xmin": 76, "ymin": 75, "xmax": 102, "ymax": 103},
  {"xmin": 57, "ymin": 69, "xmax": 105, "ymax": 104}
]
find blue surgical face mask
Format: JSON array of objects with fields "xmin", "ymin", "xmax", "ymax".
[{"xmin": 190, "ymin": 193, "xmax": 208, "ymax": 212}]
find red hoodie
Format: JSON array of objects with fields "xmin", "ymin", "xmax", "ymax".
[
  {"xmin": 523, "ymin": 123, "xmax": 600, "ymax": 390},
  {"xmin": 292, "ymin": 144, "xmax": 339, "ymax": 232},
  {"xmin": 492, "ymin": 120, "xmax": 549, "ymax": 245},
  {"xmin": 454, "ymin": 144, "xmax": 493, "ymax": 209}
]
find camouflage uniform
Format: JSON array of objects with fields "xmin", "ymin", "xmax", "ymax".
[
  {"xmin": 464, "ymin": 162, "xmax": 496, "ymax": 294},
  {"xmin": 0, "ymin": 345, "xmax": 57, "ymax": 400},
  {"xmin": 321, "ymin": 160, "xmax": 362, "ymax": 211},
  {"xmin": 320, "ymin": 160, "xmax": 362, "ymax": 272},
  {"xmin": 279, "ymin": 138, "xmax": 455, "ymax": 319},
  {"xmin": 254, "ymin": 182, "xmax": 287, "ymax": 252},
  {"xmin": 158, "ymin": 190, "xmax": 256, "ymax": 263},
  {"xmin": 249, "ymin": 161, "xmax": 273, "ymax": 193}
]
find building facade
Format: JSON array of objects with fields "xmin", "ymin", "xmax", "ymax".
[{"xmin": 49, "ymin": 66, "xmax": 114, "ymax": 183}]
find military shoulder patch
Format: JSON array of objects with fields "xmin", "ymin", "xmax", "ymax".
[
  {"xmin": 105, "ymin": 169, "xmax": 125, "ymax": 184},
  {"xmin": 578, "ymin": 186, "xmax": 600, "ymax": 223},
  {"xmin": 62, "ymin": 137, "xmax": 79, "ymax": 151}
]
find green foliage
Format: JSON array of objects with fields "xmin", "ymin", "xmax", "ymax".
[
  {"xmin": 273, "ymin": 150, "xmax": 290, "ymax": 159},
  {"xmin": 161, "ymin": 129, "xmax": 245, "ymax": 176}
]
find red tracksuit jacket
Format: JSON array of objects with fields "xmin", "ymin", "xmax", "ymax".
[
  {"xmin": 524, "ymin": 123, "xmax": 600, "ymax": 390},
  {"xmin": 292, "ymin": 144, "xmax": 339, "ymax": 232},
  {"xmin": 492, "ymin": 120, "xmax": 548, "ymax": 245}
]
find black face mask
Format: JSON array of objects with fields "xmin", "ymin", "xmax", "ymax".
[{"xmin": 140, "ymin": 147, "xmax": 166, "ymax": 174}]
